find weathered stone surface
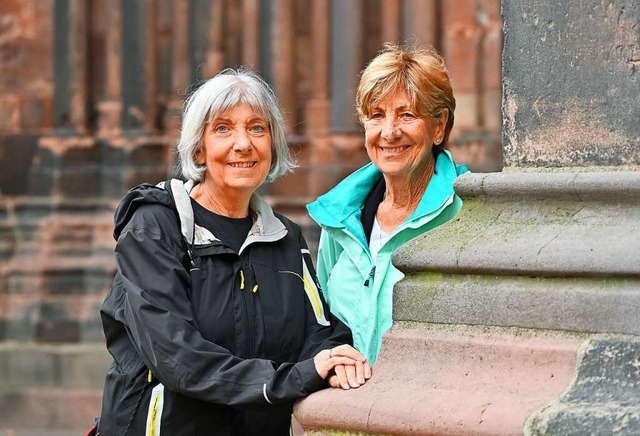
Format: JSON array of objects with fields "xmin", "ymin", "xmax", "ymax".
[
  {"xmin": 395, "ymin": 172, "xmax": 640, "ymax": 277},
  {"xmin": 0, "ymin": 343, "xmax": 110, "ymax": 392},
  {"xmin": 525, "ymin": 338, "xmax": 640, "ymax": 435},
  {"xmin": 0, "ymin": 135, "xmax": 39, "ymax": 196},
  {"xmin": 395, "ymin": 274, "xmax": 640, "ymax": 335},
  {"xmin": 0, "ymin": 388, "xmax": 102, "ymax": 428},
  {"xmin": 295, "ymin": 323, "xmax": 582, "ymax": 436},
  {"xmin": 502, "ymin": 1, "xmax": 640, "ymax": 169}
]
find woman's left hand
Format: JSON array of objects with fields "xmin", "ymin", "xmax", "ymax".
[{"xmin": 325, "ymin": 345, "xmax": 372, "ymax": 389}]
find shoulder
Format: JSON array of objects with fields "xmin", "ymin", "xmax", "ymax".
[
  {"xmin": 274, "ymin": 212, "xmax": 303, "ymax": 239},
  {"xmin": 114, "ymin": 183, "xmax": 181, "ymax": 241}
]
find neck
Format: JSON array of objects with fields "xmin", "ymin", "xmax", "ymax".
[
  {"xmin": 375, "ymin": 154, "xmax": 436, "ymax": 234},
  {"xmin": 383, "ymin": 154, "xmax": 436, "ymax": 209},
  {"xmin": 191, "ymin": 181, "xmax": 253, "ymax": 218}
]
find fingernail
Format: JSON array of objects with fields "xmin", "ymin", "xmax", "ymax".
[{"xmin": 342, "ymin": 384, "xmax": 350, "ymax": 390}]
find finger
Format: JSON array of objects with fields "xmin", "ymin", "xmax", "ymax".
[
  {"xmin": 355, "ymin": 360, "xmax": 365, "ymax": 384},
  {"xmin": 364, "ymin": 361, "xmax": 372, "ymax": 380},
  {"xmin": 329, "ymin": 356, "xmax": 357, "ymax": 367},
  {"xmin": 331, "ymin": 345, "xmax": 367, "ymax": 362},
  {"xmin": 334, "ymin": 364, "xmax": 350, "ymax": 390},
  {"xmin": 328, "ymin": 374, "xmax": 341, "ymax": 388},
  {"xmin": 345, "ymin": 363, "xmax": 359, "ymax": 388}
]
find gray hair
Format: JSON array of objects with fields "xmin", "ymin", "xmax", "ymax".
[{"xmin": 176, "ymin": 68, "xmax": 295, "ymax": 183}]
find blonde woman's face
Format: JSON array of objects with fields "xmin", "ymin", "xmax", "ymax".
[{"xmin": 363, "ymin": 88, "xmax": 447, "ymax": 180}]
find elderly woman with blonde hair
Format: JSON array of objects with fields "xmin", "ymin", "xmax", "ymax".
[{"xmin": 308, "ymin": 44, "xmax": 468, "ymax": 375}]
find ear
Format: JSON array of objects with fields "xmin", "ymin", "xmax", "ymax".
[
  {"xmin": 436, "ymin": 109, "xmax": 449, "ymax": 134},
  {"xmin": 433, "ymin": 109, "xmax": 449, "ymax": 144},
  {"xmin": 194, "ymin": 147, "xmax": 205, "ymax": 165}
]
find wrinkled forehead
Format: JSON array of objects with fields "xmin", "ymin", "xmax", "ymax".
[
  {"xmin": 366, "ymin": 86, "xmax": 420, "ymax": 116},
  {"xmin": 205, "ymin": 86, "xmax": 270, "ymax": 123}
]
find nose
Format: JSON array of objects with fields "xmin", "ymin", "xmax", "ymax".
[
  {"xmin": 233, "ymin": 129, "xmax": 252, "ymax": 152},
  {"xmin": 381, "ymin": 117, "xmax": 400, "ymax": 142}
]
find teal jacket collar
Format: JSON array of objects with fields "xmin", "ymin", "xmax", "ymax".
[{"xmin": 307, "ymin": 151, "xmax": 467, "ymax": 239}]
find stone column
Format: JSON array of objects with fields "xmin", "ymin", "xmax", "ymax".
[
  {"xmin": 305, "ymin": 0, "xmax": 333, "ymax": 199},
  {"xmin": 329, "ymin": 0, "xmax": 362, "ymax": 134},
  {"xmin": 204, "ymin": 0, "xmax": 225, "ymax": 77},
  {"xmin": 381, "ymin": 0, "xmax": 401, "ymax": 43},
  {"xmin": 272, "ymin": 0, "xmax": 295, "ymax": 132},
  {"xmin": 242, "ymin": 0, "xmax": 260, "ymax": 69},
  {"xmin": 96, "ymin": 0, "xmax": 122, "ymax": 140},
  {"xmin": 402, "ymin": 0, "xmax": 439, "ymax": 48}
]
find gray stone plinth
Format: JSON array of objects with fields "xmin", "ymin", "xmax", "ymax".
[
  {"xmin": 525, "ymin": 338, "xmax": 640, "ymax": 435},
  {"xmin": 393, "ymin": 171, "xmax": 640, "ymax": 334},
  {"xmin": 502, "ymin": 1, "xmax": 640, "ymax": 169}
]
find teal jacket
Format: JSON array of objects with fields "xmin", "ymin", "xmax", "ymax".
[{"xmin": 307, "ymin": 151, "xmax": 468, "ymax": 363}]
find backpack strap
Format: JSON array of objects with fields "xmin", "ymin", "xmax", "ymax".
[{"xmin": 157, "ymin": 179, "xmax": 196, "ymax": 265}]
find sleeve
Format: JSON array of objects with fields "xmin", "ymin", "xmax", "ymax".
[
  {"xmin": 110, "ymin": 206, "xmax": 327, "ymax": 407},
  {"xmin": 297, "ymin": 230, "xmax": 353, "ymax": 361}
]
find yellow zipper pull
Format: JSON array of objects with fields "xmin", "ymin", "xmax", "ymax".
[
  {"xmin": 252, "ymin": 284, "xmax": 258, "ymax": 293},
  {"xmin": 239, "ymin": 269, "xmax": 245, "ymax": 290},
  {"xmin": 147, "ymin": 370, "xmax": 153, "ymax": 383}
]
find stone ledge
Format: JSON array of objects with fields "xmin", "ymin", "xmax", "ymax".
[
  {"xmin": 454, "ymin": 172, "xmax": 640, "ymax": 201},
  {"xmin": 394, "ymin": 176, "xmax": 640, "ymax": 277},
  {"xmin": 295, "ymin": 324, "xmax": 582, "ymax": 435},
  {"xmin": 0, "ymin": 342, "xmax": 110, "ymax": 391},
  {"xmin": 394, "ymin": 274, "xmax": 640, "ymax": 335},
  {"xmin": 0, "ymin": 388, "xmax": 102, "ymax": 428}
]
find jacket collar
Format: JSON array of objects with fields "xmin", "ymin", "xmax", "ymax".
[{"xmin": 307, "ymin": 150, "xmax": 463, "ymax": 230}]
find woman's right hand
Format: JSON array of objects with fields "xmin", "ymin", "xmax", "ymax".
[{"xmin": 313, "ymin": 345, "xmax": 371, "ymax": 388}]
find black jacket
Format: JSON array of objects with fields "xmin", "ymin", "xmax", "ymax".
[{"xmin": 98, "ymin": 181, "xmax": 352, "ymax": 435}]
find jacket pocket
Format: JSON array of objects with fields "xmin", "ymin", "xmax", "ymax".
[{"xmin": 253, "ymin": 263, "xmax": 305, "ymax": 360}]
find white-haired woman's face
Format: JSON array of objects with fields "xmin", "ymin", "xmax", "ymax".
[{"xmin": 195, "ymin": 103, "xmax": 272, "ymax": 195}]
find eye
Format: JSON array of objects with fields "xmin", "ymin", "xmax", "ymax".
[
  {"xmin": 369, "ymin": 112, "xmax": 384, "ymax": 121},
  {"xmin": 249, "ymin": 124, "xmax": 266, "ymax": 134},
  {"xmin": 400, "ymin": 112, "xmax": 416, "ymax": 120},
  {"xmin": 214, "ymin": 124, "xmax": 230, "ymax": 133}
]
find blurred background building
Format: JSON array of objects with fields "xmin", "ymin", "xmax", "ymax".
[{"xmin": 0, "ymin": 0, "xmax": 502, "ymax": 430}]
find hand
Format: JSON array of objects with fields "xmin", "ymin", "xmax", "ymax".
[
  {"xmin": 328, "ymin": 358, "xmax": 373, "ymax": 390},
  {"xmin": 313, "ymin": 344, "xmax": 363, "ymax": 379},
  {"xmin": 315, "ymin": 345, "xmax": 372, "ymax": 389}
]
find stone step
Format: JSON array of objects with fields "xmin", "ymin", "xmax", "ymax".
[
  {"xmin": 394, "ymin": 273, "xmax": 640, "ymax": 335},
  {"xmin": 394, "ymin": 172, "xmax": 640, "ymax": 278},
  {"xmin": 0, "ymin": 293, "xmax": 107, "ymax": 341},
  {"xmin": 0, "ymin": 342, "xmax": 111, "ymax": 391},
  {"xmin": 295, "ymin": 323, "xmax": 583, "ymax": 435},
  {"xmin": 0, "ymin": 387, "xmax": 102, "ymax": 429}
]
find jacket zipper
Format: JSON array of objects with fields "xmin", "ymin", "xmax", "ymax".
[
  {"xmin": 239, "ymin": 268, "xmax": 254, "ymax": 354},
  {"xmin": 363, "ymin": 266, "xmax": 376, "ymax": 287}
]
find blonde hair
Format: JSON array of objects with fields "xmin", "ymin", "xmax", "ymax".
[{"xmin": 355, "ymin": 43, "xmax": 456, "ymax": 154}]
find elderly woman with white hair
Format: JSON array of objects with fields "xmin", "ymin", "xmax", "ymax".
[{"xmin": 96, "ymin": 68, "xmax": 370, "ymax": 436}]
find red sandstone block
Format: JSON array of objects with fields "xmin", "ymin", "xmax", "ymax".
[
  {"xmin": 0, "ymin": 388, "xmax": 102, "ymax": 428},
  {"xmin": 20, "ymin": 98, "xmax": 46, "ymax": 130},
  {"xmin": 295, "ymin": 325, "xmax": 582, "ymax": 435}
]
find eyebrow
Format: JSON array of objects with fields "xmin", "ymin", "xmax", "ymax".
[
  {"xmin": 369, "ymin": 103, "xmax": 413, "ymax": 113},
  {"xmin": 211, "ymin": 116, "xmax": 268, "ymax": 124}
]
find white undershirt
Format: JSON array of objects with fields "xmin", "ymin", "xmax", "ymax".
[{"xmin": 370, "ymin": 217, "xmax": 391, "ymax": 262}]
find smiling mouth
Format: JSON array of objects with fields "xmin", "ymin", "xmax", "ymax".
[
  {"xmin": 380, "ymin": 145, "xmax": 410, "ymax": 154},
  {"xmin": 228, "ymin": 162, "xmax": 257, "ymax": 168}
]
